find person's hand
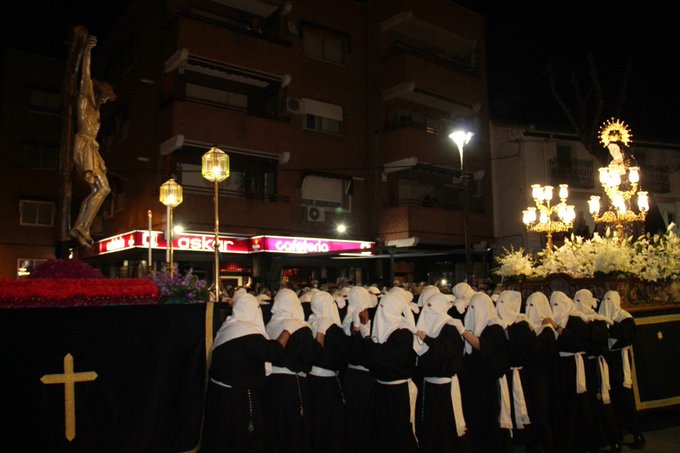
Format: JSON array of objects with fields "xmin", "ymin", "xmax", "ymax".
[
  {"xmin": 358, "ymin": 309, "xmax": 369, "ymax": 325},
  {"xmin": 86, "ymin": 35, "xmax": 97, "ymax": 50},
  {"xmin": 277, "ymin": 330, "xmax": 291, "ymax": 347},
  {"xmin": 541, "ymin": 317, "xmax": 558, "ymax": 329},
  {"xmin": 415, "ymin": 330, "xmax": 427, "ymax": 341},
  {"xmin": 450, "ymin": 318, "xmax": 466, "ymax": 335},
  {"xmin": 315, "ymin": 332, "xmax": 325, "ymax": 347}
]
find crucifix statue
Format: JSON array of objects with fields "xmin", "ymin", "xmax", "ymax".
[{"xmin": 58, "ymin": 25, "xmax": 116, "ymax": 251}]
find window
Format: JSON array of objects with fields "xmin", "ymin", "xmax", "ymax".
[
  {"xmin": 186, "ymin": 83, "xmax": 248, "ymax": 109},
  {"xmin": 301, "ymin": 174, "xmax": 352, "ymax": 212},
  {"xmin": 23, "ymin": 143, "xmax": 59, "ymax": 169},
  {"xmin": 305, "ymin": 115, "xmax": 342, "ymax": 134},
  {"xmin": 19, "ymin": 200, "xmax": 55, "ymax": 226},
  {"xmin": 29, "ymin": 88, "xmax": 61, "ymax": 115},
  {"xmin": 301, "ymin": 98, "xmax": 343, "ymax": 135},
  {"xmin": 303, "ymin": 23, "xmax": 349, "ymax": 64},
  {"xmin": 176, "ymin": 146, "xmax": 278, "ymax": 200},
  {"xmin": 17, "ymin": 258, "xmax": 47, "ymax": 279}
]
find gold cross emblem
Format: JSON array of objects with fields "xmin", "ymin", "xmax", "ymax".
[
  {"xmin": 40, "ymin": 353, "xmax": 97, "ymax": 441},
  {"xmin": 657, "ymin": 330, "xmax": 664, "ymax": 341}
]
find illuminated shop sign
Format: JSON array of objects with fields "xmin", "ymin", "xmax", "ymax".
[
  {"xmin": 97, "ymin": 231, "xmax": 250, "ymax": 255},
  {"xmin": 251, "ymin": 236, "xmax": 373, "ymax": 255},
  {"xmin": 97, "ymin": 231, "xmax": 374, "ymax": 256}
]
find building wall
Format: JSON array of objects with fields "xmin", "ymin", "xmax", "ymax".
[{"xmin": 0, "ymin": 49, "xmax": 64, "ymax": 278}]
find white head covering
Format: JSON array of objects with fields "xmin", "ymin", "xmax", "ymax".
[
  {"xmin": 464, "ymin": 292, "xmax": 501, "ymax": 354},
  {"xmin": 452, "ymin": 282, "xmax": 475, "ymax": 314},
  {"xmin": 256, "ymin": 293, "xmax": 271, "ymax": 304},
  {"xmin": 550, "ymin": 290, "xmax": 586, "ymax": 328},
  {"xmin": 599, "ymin": 290, "xmax": 633, "ymax": 323},
  {"xmin": 342, "ymin": 286, "xmax": 371, "ymax": 335},
  {"xmin": 524, "ymin": 292, "xmax": 555, "ymax": 335},
  {"xmin": 573, "ymin": 288, "xmax": 612, "ymax": 324},
  {"xmin": 496, "ymin": 290, "xmax": 528, "ymax": 326},
  {"xmin": 417, "ymin": 285, "xmax": 441, "ymax": 307},
  {"xmin": 308, "ymin": 291, "xmax": 341, "ymax": 337},
  {"xmin": 213, "ymin": 294, "xmax": 268, "ymax": 348},
  {"xmin": 387, "ymin": 286, "xmax": 419, "ymax": 323},
  {"xmin": 372, "ymin": 291, "xmax": 417, "ymax": 343},
  {"xmin": 232, "ymin": 287, "xmax": 248, "ymax": 303},
  {"xmin": 266, "ymin": 287, "xmax": 310, "ymax": 339},
  {"xmin": 413, "ymin": 293, "xmax": 459, "ymax": 354}
]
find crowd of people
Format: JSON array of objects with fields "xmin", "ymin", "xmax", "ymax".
[{"xmin": 199, "ymin": 280, "xmax": 645, "ymax": 453}]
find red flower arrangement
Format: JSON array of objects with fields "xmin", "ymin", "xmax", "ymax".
[{"xmin": 0, "ymin": 259, "xmax": 158, "ymax": 308}]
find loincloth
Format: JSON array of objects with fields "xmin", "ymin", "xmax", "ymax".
[{"xmin": 73, "ymin": 133, "xmax": 107, "ymax": 184}]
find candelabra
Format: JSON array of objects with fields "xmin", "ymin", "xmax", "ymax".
[
  {"xmin": 522, "ymin": 184, "xmax": 575, "ymax": 257},
  {"xmin": 588, "ymin": 118, "xmax": 649, "ymax": 239}
]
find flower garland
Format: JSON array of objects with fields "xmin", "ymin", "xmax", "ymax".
[
  {"xmin": 494, "ymin": 223, "xmax": 680, "ymax": 283},
  {"xmin": 0, "ymin": 278, "xmax": 158, "ymax": 308}
]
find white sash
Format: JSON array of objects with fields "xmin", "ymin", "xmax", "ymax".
[
  {"xmin": 622, "ymin": 346, "xmax": 633, "ymax": 389},
  {"xmin": 347, "ymin": 363, "xmax": 369, "ymax": 372},
  {"xmin": 424, "ymin": 376, "xmax": 467, "ymax": 437},
  {"xmin": 376, "ymin": 378, "xmax": 418, "ymax": 442},
  {"xmin": 498, "ymin": 375, "xmax": 513, "ymax": 431},
  {"xmin": 560, "ymin": 351, "xmax": 587, "ymax": 394},
  {"xmin": 270, "ymin": 365, "xmax": 307, "ymax": 377},
  {"xmin": 511, "ymin": 367, "xmax": 531, "ymax": 428},
  {"xmin": 310, "ymin": 366, "xmax": 337, "ymax": 377},
  {"xmin": 597, "ymin": 356, "xmax": 611, "ymax": 404}
]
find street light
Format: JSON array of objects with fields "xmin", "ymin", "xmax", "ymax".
[
  {"xmin": 201, "ymin": 146, "xmax": 230, "ymax": 302},
  {"xmin": 449, "ymin": 126, "xmax": 474, "ymax": 284},
  {"xmin": 159, "ymin": 178, "xmax": 183, "ymax": 277}
]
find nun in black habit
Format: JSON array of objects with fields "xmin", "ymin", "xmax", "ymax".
[
  {"xmin": 413, "ymin": 292, "xmax": 471, "ymax": 453},
  {"xmin": 200, "ymin": 294, "xmax": 289, "ymax": 453},
  {"xmin": 307, "ymin": 290, "xmax": 348, "ymax": 453},
  {"xmin": 264, "ymin": 288, "xmax": 321, "ymax": 453},
  {"xmin": 366, "ymin": 291, "xmax": 419, "ymax": 453},
  {"xmin": 460, "ymin": 292, "xmax": 510, "ymax": 453}
]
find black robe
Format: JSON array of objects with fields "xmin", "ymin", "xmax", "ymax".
[
  {"xmin": 524, "ymin": 327, "xmax": 558, "ymax": 453},
  {"xmin": 461, "ymin": 324, "xmax": 509, "ymax": 453},
  {"xmin": 605, "ymin": 317, "xmax": 642, "ymax": 439},
  {"xmin": 308, "ymin": 324, "xmax": 348, "ymax": 453},
  {"xmin": 342, "ymin": 323, "xmax": 373, "ymax": 453},
  {"xmin": 264, "ymin": 326, "xmax": 321, "ymax": 453},
  {"xmin": 415, "ymin": 324, "xmax": 471, "ymax": 453},
  {"xmin": 585, "ymin": 319, "xmax": 620, "ymax": 449},
  {"xmin": 551, "ymin": 315, "xmax": 594, "ymax": 453},
  {"xmin": 366, "ymin": 328, "xmax": 418, "ymax": 453},
  {"xmin": 505, "ymin": 320, "xmax": 536, "ymax": 444},
  {"xmin": 200, "ymin": 334, "xmax": 284, "ymax": 453}
]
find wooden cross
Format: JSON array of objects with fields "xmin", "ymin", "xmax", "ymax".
[{"xmin": 40, "ymin": 353, "xmax": 97, "ymax": 441}]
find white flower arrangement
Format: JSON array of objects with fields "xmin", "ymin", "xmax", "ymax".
[{"xmin": 494, "ymin": 223, "xmax": 680, "ymax": 283}]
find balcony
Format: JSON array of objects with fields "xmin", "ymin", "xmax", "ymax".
[
  {"xmin": 548, "ymin": 158, "xmax": 594, "ymax": 189},
  {"xmin": 642, "ymin": 165, "xmax": 670, "ymax": 193}
]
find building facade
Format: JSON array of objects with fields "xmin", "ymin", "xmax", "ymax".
[{"xmin": 1, "ymin": 0, "xmax": 494, "ymax": 288}]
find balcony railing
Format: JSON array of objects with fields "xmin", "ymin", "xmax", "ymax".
[
  {"xmin": 642, "ymin": 165, "xmax": 670, "ymax": 193},
  {"xmin": 548, "ymin": 158, "xmax": 594, "ymax": 189}
]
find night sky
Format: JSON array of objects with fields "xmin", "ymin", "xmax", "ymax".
[{"xmin": 3, "ymin": 0, "xmax": 679, "ymax": 141}]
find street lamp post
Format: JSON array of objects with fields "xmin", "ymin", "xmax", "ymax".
[
  {"xmin": 201, "ymin": 146, "xmax": 230, "ymax": 302},
  {"xmin": 449, "ymin": 128, "xmax": 474, "ymax": 284},
  {"xmin": 159, "ymin": 178, "xmax": 183, "ymax": 277}
]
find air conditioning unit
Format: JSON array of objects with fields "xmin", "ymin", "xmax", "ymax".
[
  {"xmin": 286, "ymin": 97, "xmax": 304, "ymax": 114},
  {"xmin": 304, "ymin": 206, "xmax": 325, "ymax": 222}
]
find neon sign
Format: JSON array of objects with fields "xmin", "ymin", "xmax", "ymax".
[{"xmin": 97, "ymin": 231, "xmax": 374, "ymax": 256}]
